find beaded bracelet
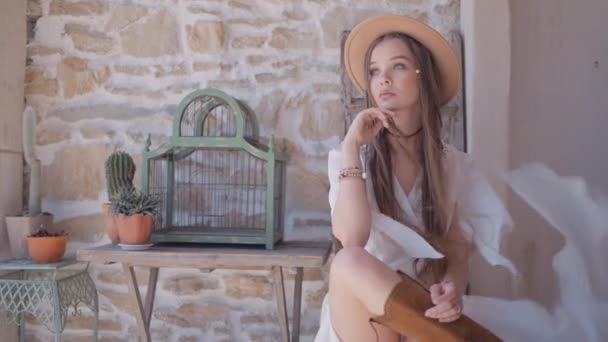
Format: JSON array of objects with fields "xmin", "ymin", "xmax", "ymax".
[{"xmin": 338, "ymin": 167, "xmax": 367, "ymax": 181}]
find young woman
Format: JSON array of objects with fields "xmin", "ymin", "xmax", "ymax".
[{"xmin": 315, "ymin": 15, "xmax": 507, "ymax": 342}]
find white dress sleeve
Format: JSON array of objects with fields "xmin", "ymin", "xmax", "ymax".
[{"xmin": 453, "ymin": 151, "xmax": 517, "ymax": 274}]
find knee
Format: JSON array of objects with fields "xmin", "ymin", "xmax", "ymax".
[{"xmin": 330, "ymin": 246, "xmax": 370, "ymax": 280}]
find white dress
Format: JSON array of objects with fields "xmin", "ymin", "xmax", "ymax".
[{"xmin": 314, "ymin": 144, "xmax": 515, "ymax": 342}]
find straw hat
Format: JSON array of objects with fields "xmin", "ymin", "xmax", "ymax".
[{"xmin": 344, "ymin": 15, "xmax": 462, "ymax": 105}]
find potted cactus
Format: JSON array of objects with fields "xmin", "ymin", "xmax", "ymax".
[
  {"xmin": 111, "ymin": 187, "xmax": 161, "ymax": 248},
  {"xmin": 102, "ymin": 150, "xmax": 136, "ymax": 243},
  {"xmin": 26, "ymin": 228, "xmax": 68, "ymax": 263},
  {"xmin": 5, "ymin": 107, "xmax": 54, "ymax": 259}
]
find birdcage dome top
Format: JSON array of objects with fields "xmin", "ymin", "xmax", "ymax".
[{"xmin": 172, "ymin": 88, "xmax": 259, "ymax": 140}]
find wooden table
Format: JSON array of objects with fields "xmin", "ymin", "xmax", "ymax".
[{"xmin": 77, "ymin": 241, "xmax": 332, "ymax": 342}]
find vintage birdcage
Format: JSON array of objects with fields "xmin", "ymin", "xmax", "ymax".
[{"xmin": 141, "ymin": 88, "xmax": 287, "ymax": 249}]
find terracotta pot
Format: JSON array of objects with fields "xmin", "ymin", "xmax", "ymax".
[
  {"xmin": 101, "ymin": 203, "xmax": 119, "ymax": 244},
  {"xmin": 116, "ymin": 214, "xmax": 154, "ymax": 245},
  {"xmin": 5, "ymin": 214, "xmax": 54, "ymax": 259},
  {"xmin": 26, "ymin": 235, "xmax": 67, "ymax": 263}
]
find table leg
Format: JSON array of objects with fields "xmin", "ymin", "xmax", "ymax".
[
  {"xmin": 18, "ymin": 311, "xmax": 25, "ymax": 342},
  {"xmin": 19, "ymin": 270, "xmax": 25, "ymax": 342},
  {"xmin": 52, "ymin": 283, "xmax": 61, "ymax": 342},
  {"xmin": 93, "ymin": 286, "xmax": 99, "ymax": 342},
  {"xmin": 53, "ymin": 301, "xmax": 61, "ymax": 342},
  {"xmin": 272, "ymin": 266, "xmax": 290, "ymax": 342},
  {"xmin": 78, "ymin": 270, "xmax": 100, "ymax": 342},
  {"xmin": 292, "ymin": 267, "xmax": 303, "ymax": 342},
  {"xmin": 144, "ymin": 268, "xmax": 159, "ymax": 329},
  {"xmin": 122, "ymin": 263, "xmax": 151, "ymax": 342}
]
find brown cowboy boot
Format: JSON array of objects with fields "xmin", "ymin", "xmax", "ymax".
[{"xmin": 371, "ymin": 273, "xmax": 502, "ymax": 342}]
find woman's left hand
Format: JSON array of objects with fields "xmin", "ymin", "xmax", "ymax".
[{"xmin": 424, "ymin": 280, "xmax": 463, "ymax": 323}]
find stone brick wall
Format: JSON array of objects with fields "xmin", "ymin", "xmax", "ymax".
[{"xmin": 23, "ymin": 0, "xmax": 460, "ymax": 340}]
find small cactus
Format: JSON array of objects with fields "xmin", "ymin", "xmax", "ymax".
[
  {"xmin": 23, "ymin": 107, "xmax": 41, "ymax": 216},
  {"xmin": 110, "ymin": 187, "xmax": 161, "ymax": 217},
  {"xmin": 105, "ymin": 150, "xmax": 136, "ymax": 201}
]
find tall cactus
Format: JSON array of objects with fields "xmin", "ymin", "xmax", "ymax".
[
  {"xmin": 23, "ymin": 107, "xmax": 41, "ymax": 216},
  {"xmin": 105, "ymin": 151, "xmax": 136, "ymax": 201}
]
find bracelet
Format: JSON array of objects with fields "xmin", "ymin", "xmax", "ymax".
[{"xmin": 338, "ymin": 167, "xmax": 367, "ymax": 181}]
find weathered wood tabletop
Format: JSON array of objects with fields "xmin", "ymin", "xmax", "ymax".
[{"xmin": 78, "ymin": 240, "xmax": 331, "ymax": 268}]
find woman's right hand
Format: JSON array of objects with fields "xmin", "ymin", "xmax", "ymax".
[{"xmin": 344, "ymin": 108, "xmax": 393, "ymax": 148}]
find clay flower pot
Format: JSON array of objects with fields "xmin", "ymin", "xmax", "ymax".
[
  {"xmin": 26, "ymin": 235, "xmax": 68, "ymax": 263},
  {"xmin": 101, "ymin": 203, "xmax": 119, "ymax": 244},
  {"xmin": 116, "ymin": 214, "xmax": 154, "ymax": 245},
  {"xmin": 5, "ymin": 213, "xmax": 54, "ymax": 259}
]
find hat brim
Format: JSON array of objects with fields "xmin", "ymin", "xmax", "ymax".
[{"xmin": 344, "ymin": 15, "xmax": 462, "ymax": 105}]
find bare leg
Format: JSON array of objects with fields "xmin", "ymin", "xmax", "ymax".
[{"xmin": 329, "ymin": 246, "xmax": 403, "ymax": 341}]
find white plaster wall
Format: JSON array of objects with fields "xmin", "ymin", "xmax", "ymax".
[
  {"xmin": 0, "ymin": 1, "xmax": 26, "ymax": 340},
  {"xmin": 507, "ymin": 0, "xmax": 608, "ymax": 306},
  {"xmin": 461, "ymin": 0, "xmax": 514, "ymax": 297},
  {"xmin": 463, "ymin": 0, "xmax": 608, "ymax": 308}
]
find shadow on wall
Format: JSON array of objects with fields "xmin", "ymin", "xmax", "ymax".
[
  {"xmin": 465, "ymin": 163, "xmax": 608, "ymax": 341},
  {"xmin": 469, "ymin": 189, "xmax": 566, "ymax": 311}
]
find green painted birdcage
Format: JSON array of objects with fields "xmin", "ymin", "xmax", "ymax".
[{"xmin": 141, "ymin": 88, "xmax": 287, "ymax": 249}]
